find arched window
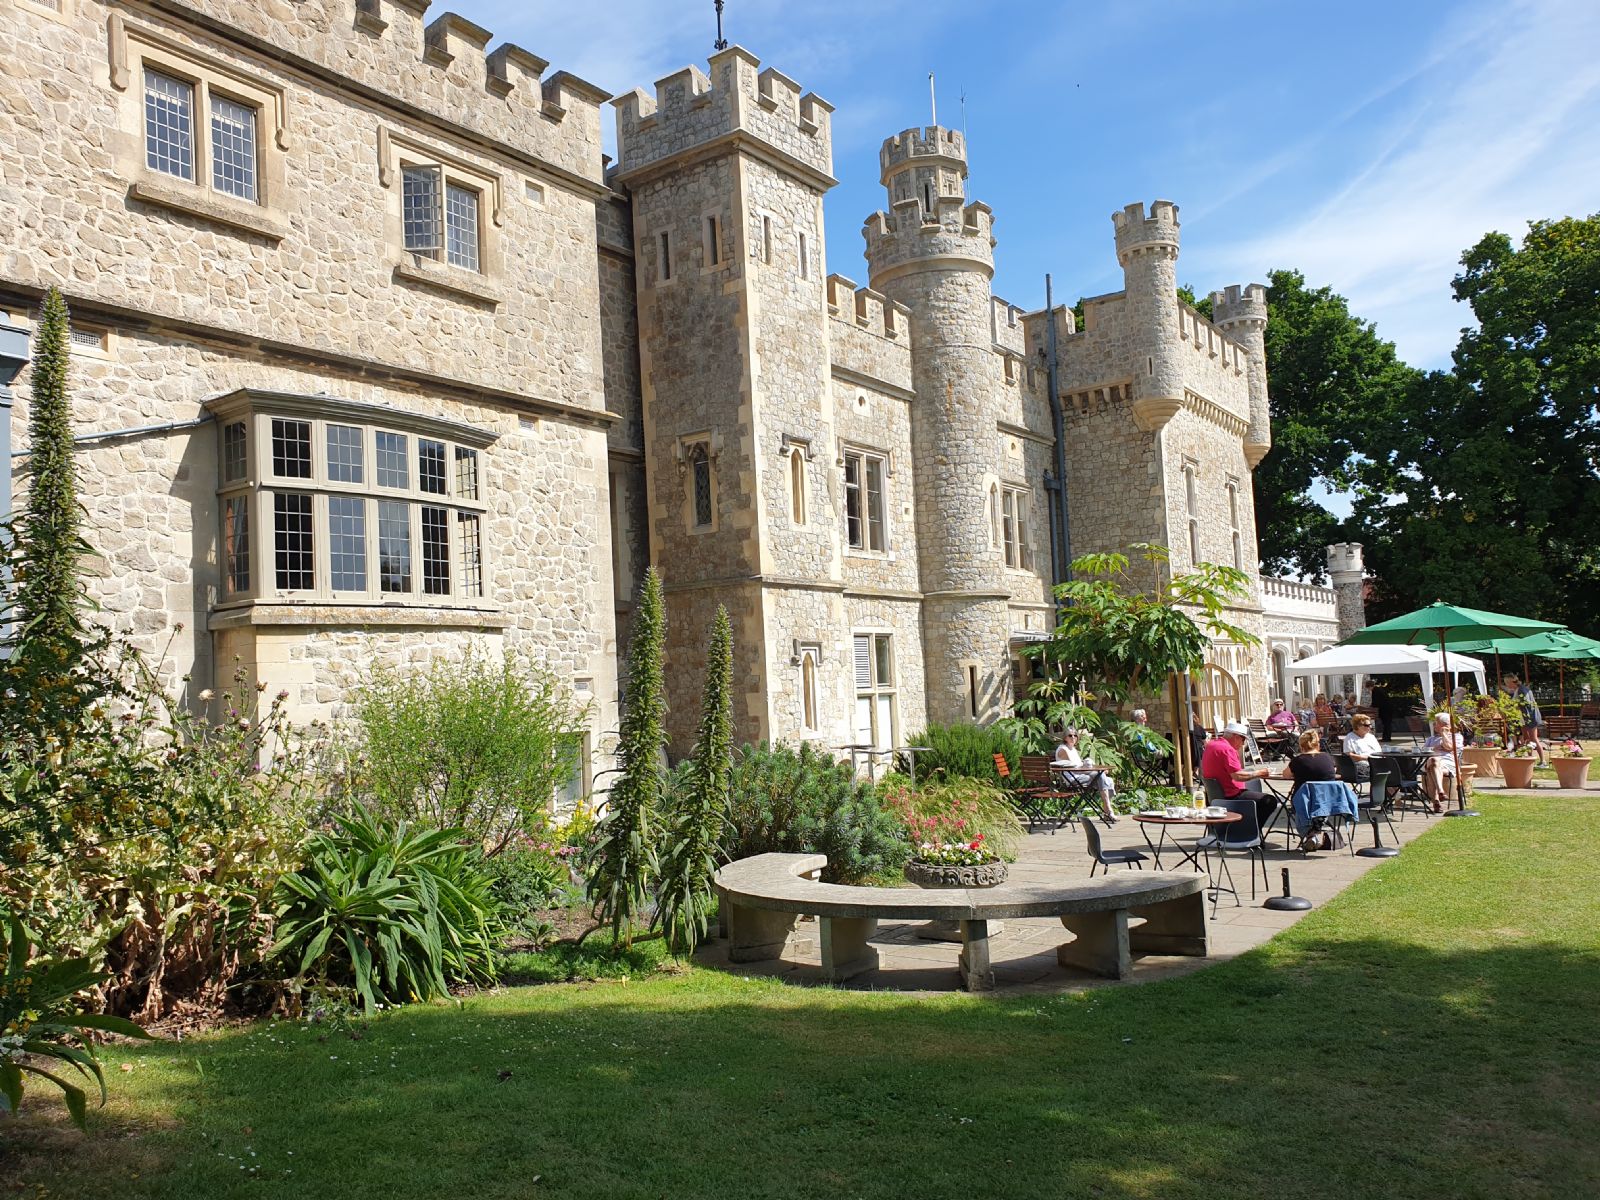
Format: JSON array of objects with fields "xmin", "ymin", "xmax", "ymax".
[
  {"xmin": 801, "ymin": 651, "xmax": 819, "ymax": 732},
  {"xmin": 989, "ymin": 483, "xmax": 1000, "ymax": 548},
  {"xmin": 1183, "ymin": 464, "xmax": 1200, "ymax": 563},
  {"xmin": 1226, "ymin": 480, "xmax": 1242, "ymax": 569},
  {"xmin": 789, "ymin": 447, "xmax": 806, "ymax": 525}
]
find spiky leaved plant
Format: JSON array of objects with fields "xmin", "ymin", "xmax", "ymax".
[
  {"xmin": 12, "ymin": 287, "xmax": 83, "ymax": 650},
  {"xmin": 655, "ymin": 604, "xmax": 733, "ymax": 954},
  {"xmin": 586, "ymin": 566, "xmax": 666, "ymax": 945}
]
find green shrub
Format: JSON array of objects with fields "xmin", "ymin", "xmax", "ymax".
[
  {"xmin": 880, "ymin": 777, "xmax": 1025, "ymax": 862},
  {"xmin": 721, "ymin": 742, "xmax": 908, "ymax": 884},
  {"xmin": 272, "ymin": 811, "xmax": 501, "ymax": 1013},
  {"xmin": 900, "ymin": 722, "xmax": 1027, "ymax": 783},
  {"xmin": 482, "ymin": 839, "xmax": 574, "ymax": 938},
  {"xmin": 1, "ymin": 916, "xmax": 152, "ymax": 1130},
  {"xmin": 348, "ymin": 647, "xmax": 591, "ymax": 858}
]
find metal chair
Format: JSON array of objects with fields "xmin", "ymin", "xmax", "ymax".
[
  {"xmin": 1195, "ymin": 797, "xmax": 1268, "ymax": 911},
  {"xmin": 1354, "ymin": 769, "xmax": 1397, "ymax": 853},
  {"xmin": 1083, "ymin": 820, "xmax": 1147, "ymax": 875},
  {"xmin": 1202, "ymin": 777, "xmax": 1227, "ymax": 803},
  {"xmin": 1373, "ymin": 754, "xmax": 1429, "ymax": 818},
  {"xmin": 994, "ymin": 753, "xmax": 1051, "ymax": 833}
]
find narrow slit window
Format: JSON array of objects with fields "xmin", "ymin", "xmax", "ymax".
[
  {"xmin": 801, "ymin": 651, "xmax": 818, "ymax": 732},
  {"xmin": 705, "ymin": 215, "xmax": 722, "ymax": 267},
  {"xmin": 789, "ymin": 448, "xmax": 806, "ymax": 525},
  {"xmin": 968, "ymin": 665, "xmax": 979, "ymax": 719},
  {"xmin": 658, "ymin": 230, "xmax": 672, "ymax": 282},
  {"xmin": 797, "ymin": 231, "xmax": 810, "ymax": 279},
  {"xmin": 690, "ymin": 444, "xmax": 712, "ymax": 528},
  {"xmin": 223, "ymin": 495, "xmax": 251, "ymax": 595},
  {"xmin": 762, "ymin": 215, "xmax": 773, "ymax": 265}
]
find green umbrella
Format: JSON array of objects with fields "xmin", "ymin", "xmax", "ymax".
[
  {"xmin": 1529, "ymin": 633, "xmax": 1600, "ymax": 712},
  {"xmin": 1341, "ymin": 603, "xmax": 1564, "ymax": 813}
]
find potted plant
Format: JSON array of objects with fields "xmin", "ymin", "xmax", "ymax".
[
  {"xmin": 1461, "ymin": 730, "xmax": 1503, "ymax": 778},
  {"xmin": 1551, "ymin": 740, "xmax": 1592, "ymax": 790},
  {"xmin": 884, "ymin": 778, "xmax": 1021, "ymax": 941},
  {"xmin": 1496, "ymin": 743, "xmax": 1539, "ymax": 790}
]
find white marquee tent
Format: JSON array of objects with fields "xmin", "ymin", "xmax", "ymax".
[{"xmin": 1284, "ymin": 643, "xmax": 1487, "ymax": 709}]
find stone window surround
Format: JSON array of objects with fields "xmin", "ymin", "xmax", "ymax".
[
  {"xmin": 1181, "ymin": 455, "xmax": 1200, "ymax": 565},
  {"xmin": 851, "ymin": 629, "xmax": 898, "ymax": 751},
  {"xmin": 836, "ymin": 439, "xmax": 893, "ymax": 558},
  {"xmin": 204, "ymin": 390, "xmax": 498, "ymax": 616},
  {"xmin": 997, "ymin": 482, "xmax": 1033, "ymax": 571},
  {"xmin": 109, "ymin": 13, "xmax": 291, "ymax": 242},
  {"xmin": 379, "ymin": 127, "xmax": 505, "ymax": 305},
  {"xmin": 700, "ymin": 209, "xmax": 728, "ymax": 273},
  {"xmin": 792, "ymin": 639, "xmax": 823, "ymax": 733},
  {"xmin": 652, "ymin": 227, "xmax": 675, "ymax": 286},
  {"xmin": 779, "ymin": 434, "xmax": 814, "ymax": 527},
  {"xmin": 1225, "ymin": 474, "xmax": 1243, "ymax": 570},
  {"xmin": 672, "ymin": 431, "xmax": 721, "ymax": 534}
]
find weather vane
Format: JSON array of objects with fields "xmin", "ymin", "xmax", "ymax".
[{"xmin": 714, "ymin": 0, "xmax": 728, "ymax": 51}]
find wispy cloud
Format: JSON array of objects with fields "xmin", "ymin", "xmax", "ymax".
[{"xmin": 1189, "ymin": 0, "xmax": 1600, "ymax": 367}]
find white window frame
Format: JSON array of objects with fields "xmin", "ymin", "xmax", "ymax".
[
  {"xmin": 1183, "ymin": 460, "xmax": 1201, "ymax": 565},
  {"xmin": 206, "ymin": 392, "xmax": 496, "ymax": 611},
  {"xmin": 1001, "ymin": 484, "xmax": 1032, "ymax": 569},
  {"xmin": 852, "ymin": 632, "xmax": 898, "ymax": 751},
  {"xmin": 842, "ymin": 447, "xmax": 888, "ymax": 554},
  {"xmin": 1226, "ymin": 478, "xmax": 1243, "ymax": 570}
]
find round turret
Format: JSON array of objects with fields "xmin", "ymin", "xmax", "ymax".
[
  {"xmin": 1113, "ymin": 201, "xmax": 1185, "ymax": 433},
  {"xmin": 1112, "ymin": 200, "xmax": 1180, "ymax": 266},
  {"xmin": 1211, "ymin": 283, "xmax": 1272, "ymax": 467}
]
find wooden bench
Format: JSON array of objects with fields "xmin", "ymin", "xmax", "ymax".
[{"xmin": 714, "ymin": 853, "xmax": 1208, "ymax": 992}]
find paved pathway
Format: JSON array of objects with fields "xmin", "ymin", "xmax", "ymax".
[{"xmin": 701, "ymin": 800, "xmax": 1447, "ymax": 995}]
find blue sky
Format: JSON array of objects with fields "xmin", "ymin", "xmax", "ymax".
[{"xmin": 462, "ymin": 0, "xmax": 1600, "ymax": 371}]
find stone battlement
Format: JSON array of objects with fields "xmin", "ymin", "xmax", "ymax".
[
  {"xmin": 827, "ymin": 275, "xmax": 910, "ymax": 342},
  {"xmin": 990, "ymin": 296, "xmax": 1029, "ymax": 355},
  {"xmin": 612, "ymin": 46, "xmax": 833, "ymax": 184},
  {"xmin": 862, "ymin": 198, "xmax": 995, "ymax": 283},
  {"xmin": 154, "ymin": 1, "xmax": 610, "ymax": 182},
  {"xmin": 1210, "ymin": 283, "xmax": 1269, "ymax": 329},
  {"xmin": 1112, "ymin": 200, "xmax": 1180, "ymax": 264},
  {"xmin": 1177, "ymin": 304, "xmax": 1247, "ymax": 374},
  {"xmin": 879, "ymin": 125, "xmax": 967, "ymax": 183}
]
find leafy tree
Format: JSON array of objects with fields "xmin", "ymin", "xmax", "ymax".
[
  {"xmin": 1354, "ymin": 215, "xmax": 1600, "ymax": 630},
  {"xmin": 1254, "ymin": 269, "xmax": 1421, "ymax": 579},
  {"xmin": 586, "ymin": 567, "xmax": 666, "ymax": 945},
  {"xmin": 11, "ymin": 287, "xmax": 83, "ymax": 648},
  {"xmin": 654, "ymin": 605, "xmax": 732, "ymax": 955},
  {"xmin": 1007, "ymin": 544, "xmax": 1255, "ymax": 749}
]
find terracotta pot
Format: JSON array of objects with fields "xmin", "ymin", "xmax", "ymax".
[
  {"xmin": 904, "ymin": 858, "xmax": 1007, "ymax": 941},
  {"xmin": 1461, "ymin": 745, "xmax": 1502, "ymax": 778},
  {"xmin": 1552, "ymin": 757, "xmax": 1592, "ymax": 790},
  {"xmin": 1497, "ymin": 756, "xmax": 1538, "ymax": 790}
]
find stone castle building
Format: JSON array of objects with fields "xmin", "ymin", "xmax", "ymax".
[{"xmin": 2, "ymin": 0, "xmax": 1350, "ymax": 784}]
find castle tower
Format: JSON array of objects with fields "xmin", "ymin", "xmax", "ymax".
[
  {"xmin": 1113, "ymin": 201, "xmax": 1186, "ymax": 435},
  {"xmin": 1211, "ymin": 283, "xmax": 1272, "ymax": 467},
  {"xmin": 864, "ymin": 126, "xmax": 1011, "ymax": 725},
  {"xmin": 613, "ymin": 48, "xmax": 841, "ymax": 752},
  {"xmin": 1326, "ymin": 542, "xmax": 1367, "ymax": 639}
]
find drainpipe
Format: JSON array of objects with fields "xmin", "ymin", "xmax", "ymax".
[
  {"xmin": 1043, "ymin": 274, "xmax": 1072, "ymax": 605},
  {"xmin": 8, "ymin": 413, "xmax": 213, "ymax": 457}
]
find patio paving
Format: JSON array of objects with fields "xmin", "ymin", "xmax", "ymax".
[{"xmin": 700, "ymin": 800, "xmax": 1449, "ymax": 996}]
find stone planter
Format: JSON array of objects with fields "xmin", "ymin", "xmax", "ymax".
[
  {"xmin": 904, "ymin": 858, "xmax": 1008, "ymax": 942},
  {"xmin": 1461, "ymin": 745, "xmax": 1502, "ymax": 778},
  {"xmin": 1552, "ymin": 757, "xmax": 1592, "ymax": 790},
  {"xmin": 1497, "ymin": 755, "xmax": 1538, "ymax": 790}
]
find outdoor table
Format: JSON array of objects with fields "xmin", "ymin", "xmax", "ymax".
[
  {"xmin": 1132, "ymin": 811, "xmax": 1242, "ymax": 880},
  {"xmin": 894, "ymin": 745, "xmax": 932, "ymax": 786},
  {"xmin": 835, "ymin": 743, "xmax": 893, "ymax": 781},
  {"xmin": 1048, "ymin": 763, "xmax": 1110, "ymax": 825}
]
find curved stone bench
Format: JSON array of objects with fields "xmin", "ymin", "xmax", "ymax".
[{"xmin": 714, "ymin": 853, "xmax": 1208, "ymax": 991}]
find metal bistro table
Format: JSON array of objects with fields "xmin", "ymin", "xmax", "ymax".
[{"xmin": 1132, "ymin": 810, "xmax": 1242, "ymax": 881}]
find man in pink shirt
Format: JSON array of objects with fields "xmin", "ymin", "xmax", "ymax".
[{"xmin": 1200, "ymin": 721, "xmax": 1279, "ymax": 830}]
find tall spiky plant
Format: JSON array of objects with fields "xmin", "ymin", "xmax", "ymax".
[
  {"xmin": 586, "ymin": 566, "xmax": 667, "ymax": 945},
  {"xmin": 655, "ymin": 604, "xmax": 733, "ymax": 955},
  {"xmin": 12, "ymin": 287, "xmax": 84, "ymax": 649}
]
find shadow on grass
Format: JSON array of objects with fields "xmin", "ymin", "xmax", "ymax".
[{"xmin": 11, "ymin": 933, "xmax": 1599, "ymax": 1200}]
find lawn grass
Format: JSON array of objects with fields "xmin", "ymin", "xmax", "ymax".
[{"xmin": 6, "ymin": 795, "xmax": 1599, "ymax": 1199}]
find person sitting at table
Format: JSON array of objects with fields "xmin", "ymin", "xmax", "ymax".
[
  {"xmin": 1293, "ymin": 694, "xmax": 1316, "ymax": 726},
  {"xmin": 1341, "ymin": 714, "xmax": 1382, "ymax": 782},
  {"xmin": 1200, "ymin": 721, "xmax": 1279, "ymax": 832},
  {"xmin": 1053, "ymin": 730, "xmax": 1117, "ymax": 826},
  {"xmin": 1265, "ymin": 698, "xmax": 1298, "ymax": 734},
  {"xmin": 1279, "ymin": 727, "xmax": 1338, "ymax": 786},
  {"xmin": 1421, "ymin": 713, "xmax": 1460, "ymax": 813},
  {"xmin": 1329, "ymin": 693, "xmax": 1348, "ymax": 717}
]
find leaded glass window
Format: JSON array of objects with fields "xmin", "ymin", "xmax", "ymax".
[
  {"xmin": 445, "ymin": 183, "xmax": 480, "ymax": 271},
  {"xmin": 418, "ymin": 438, "xmax": 447, "ymax": 495},
  {"xmin": 222, "ymin": 421, "xmax": 248, "ymax": 483},
  {"xmin": 209, "ymin": 94, "xmax": 258, "ymax": 202},
  {"xmin": 326, "ymin": 424, "xmax": 364, "ymax": 484},
  {"xmin": 376, "ymin": 431, "xmax": 409, "ymax": 489},
  {"xmin": 378, "ymin": 500, "xmax": 411, "ymax": 593},
  {"xmin": 454, "ymin": 447, "xmax": 479, "ymax": 500},
  {"xmin": 690, "ymin": 445, "xmax": 712, "ymax": 528},
  {"xmin": 457, "ymin": 513, "xmax": 483, "ymax": 599},
  {"xmin": 271, "ymin": 418, "xmax": 311, "ymax": 479},
  {"xmin": 421, "ymin": 505, "xmax": 450, "ymax": 595},
  {"xmin": 402, "ymin": 166, "xmax": 443, "ymax": 255},
  {"xmin": 273, "ymin": 492, "xmax": 314, "ymax": 591},
  {"xmin": 223, "ymin": 494, "xmax": 250, "ymax": 595},
  {"xmin": 328, "ymin": 496, "xmax": 367, "ymax": 592},
  {"xmin": 143, "ymin": 70, "xmax": 194, "ymax": 181}
]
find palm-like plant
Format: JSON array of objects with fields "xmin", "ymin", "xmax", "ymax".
[
  {"xmin": 1, "ymin": 918, "xmax": 152, "ymax": 1130},
  {"xmin": 272, "ymin": 811, "xmax": 500, "ymax": 1013}
]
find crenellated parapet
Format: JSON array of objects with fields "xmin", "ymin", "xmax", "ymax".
[
  {"xmin": 863, "ymin": 197, "xmax": 995, "ymax": 287},
  {"xmin": 611, "ymin": 46, "xmax": 834, "ymax": 188},
  {"xmin": 1210, "ymin": 283, "xmax": 1272, "ymax": 466},
  {"xmin": 150, "ymin": 1, "xmax": 610, "ymax": 184},
  {"xmin": 1112, "ymin": 200, "xmax": 1180, "ymax": 266},
  {"xmin": 826, "ymin": 275, "xmax": 913, "ymax": 393}
]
